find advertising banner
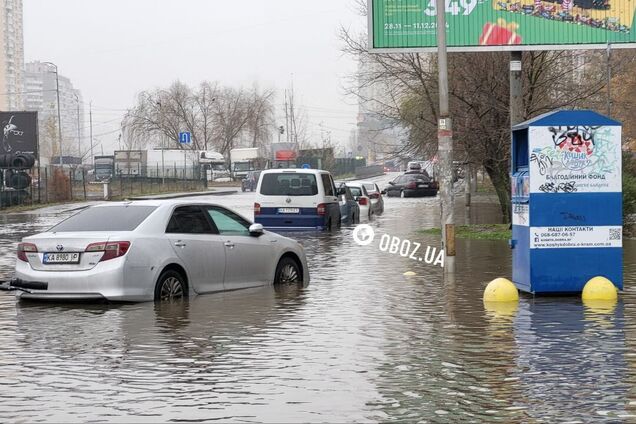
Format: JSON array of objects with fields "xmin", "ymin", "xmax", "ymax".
[
  {"xmin": 370, "ymin": 0, "xmax": 636, "ymax": 51},
  {"xmin": 528, "ymin": 125, "xmax": 622, "ymax": 193},
  {"xmin": 0, "ymin": 112, "xmax": 38, "ymax": 156}
]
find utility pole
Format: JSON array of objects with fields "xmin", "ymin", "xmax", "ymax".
[
  {"xmin": 89, "ymin": 101, "xmax": 94, "ymax": 167},
  {"xmin": 74, "ymin": 93, "xmax": 81, "ymax": 162},
  {"xmin": 435, "ymin": 0, "xmax": 455, "ymax": 271},
  {"xmin": 43, "ymin": 62, "xmax": 63, "ymax": 166},
  {"xmin": 284, "ymin": 90, "xmax": 290, "ymax": 144},
  {"xmin": 510, "ymin": 52, "xmax": 523, "ymax": 128}
]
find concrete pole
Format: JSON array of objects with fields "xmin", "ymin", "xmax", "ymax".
[
  {"xmin": 510, "ymin": 52, "xmax": 523, "ymax": 127},
  {"xmin": 44, "ymin": 62, "xmax": 63, "ymax": 166},
  {"xmin": 89, "ymin": 102, "xmax": 93, "ymax": 167},
  {"xmin": 435, "ymin": 0, "xmax": 455, "ymax": 271},
  {"xmin": 74, "ymin": 93, "xmax": 80, "ymax": 162}
]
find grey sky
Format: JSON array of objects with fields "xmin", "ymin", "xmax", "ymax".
[{"xmin": 24, "ymin": 0, "xmax": 364, "ymax": 154}]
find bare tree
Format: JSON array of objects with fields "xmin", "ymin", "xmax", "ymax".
[{"xmin": 122, "ymin": 80, "xmax": 276, "ymax": 156}]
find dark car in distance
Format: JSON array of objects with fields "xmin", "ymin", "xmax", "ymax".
[
  {"xmin": 383, "ymin": 173, "xmax": 439, "ymax": 198},
  {"xmin": 241, "ymin": 170, "xmax": 261, "ymax": 192}
]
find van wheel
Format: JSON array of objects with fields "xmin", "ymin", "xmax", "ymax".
[
  {"xmin": 155, "ymin": 270, "xmax": 187, "ymax": 302},
  {"xmin": 274, "ymin": 257, "xmax": 302, "ymax": 285}
]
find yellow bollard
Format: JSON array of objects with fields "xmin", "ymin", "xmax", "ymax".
[
  {"xmin": 483, "ymin": 278, "xmax": 519, "ymax": 302},
  {"xmin": 582, "ymin": 276, "xmax": 618, "ymax": 302}
]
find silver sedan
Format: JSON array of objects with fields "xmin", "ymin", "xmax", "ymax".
[{"xmin": 12, "ymin": 200, "xmax": 309, "ymax": 302}]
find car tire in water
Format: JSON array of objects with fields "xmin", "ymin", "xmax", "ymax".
[
  {"xmin": 274, "ymin": 257, "xmax": 302, "ymax": 285},
  {"xmin": 400, "ymin": 190, "xmax": 406, "ymax": 198},
  {"xmin": 155, "ymin": 270, "xmax": 187, "ymax": 302}
]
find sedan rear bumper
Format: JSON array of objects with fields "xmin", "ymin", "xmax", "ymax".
[{"xmin": 14, "ymin": 259, "xmax": 154, "ymax": 302}]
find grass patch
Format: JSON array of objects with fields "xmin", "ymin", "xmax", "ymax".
[{"xmin": 418, "ymin": 224, "xmax": 511, "ymax": 240}]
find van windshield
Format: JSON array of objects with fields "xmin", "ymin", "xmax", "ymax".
[{"xmin": 260, "ymin": 173, "xmax": 318, "ymax": 196}]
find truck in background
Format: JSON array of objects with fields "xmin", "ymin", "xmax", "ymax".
[
  {"xmin": 199, "ymin": 151, "xmax": 230, "ymax": 181},
  {"xmin": 271, "ymin": 142, "xmax": 298, "ymax": 169},
  {"xmin": 145, "ymin": 149, "xmax": 200, "ymax": 179},
  {"xmin": 114, "ymin": 150, "xmax": 146, "ymax": 177},
  {"xmin": 229, "ymin": 147, "xmax": 269, "ymax": 180},
  {"xmin": 93, "ymin": 155, "xmax": 115, "ymax": 181}
]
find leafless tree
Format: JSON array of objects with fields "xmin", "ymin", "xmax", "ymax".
[{"xmin": 122, "ymin": 80, "xmax": 276, "ymax": 156}]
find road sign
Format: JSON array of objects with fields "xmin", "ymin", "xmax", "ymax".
[
  {"xmin": 368, "ymin": 0, "xmax": 636, "ymax": 52},
  {"xmin": 179, "ymin": 132, "xmax": 191, "ymax": 144}
]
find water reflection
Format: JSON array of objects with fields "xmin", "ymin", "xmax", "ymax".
[{"xmin": 0, "ymin": 193, "xmax": 634, "ymax": 422}]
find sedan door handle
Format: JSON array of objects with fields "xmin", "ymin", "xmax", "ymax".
[
  {"xmin": 174, "ymin": 241, "xmax": 187, "ymax": 248},
  {"xmin": 224, "ymin": 241, "xmax": 235, "ymax": 248}
]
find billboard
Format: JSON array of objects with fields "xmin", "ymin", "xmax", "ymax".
[
  {"xmin": 0, "ymin": 112, "xmax": 38, "ymax": 156},
  {"xmin": 369, "ymin": 0, "xmax": 636, "ymax": 51}
]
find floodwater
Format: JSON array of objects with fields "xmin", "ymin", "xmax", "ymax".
[{"xmin": 0, "ymin": 175, "xmax": 635, "ymax": 423}]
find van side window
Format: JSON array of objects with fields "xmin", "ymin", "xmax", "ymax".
[{"xmin": 321, "ymin": 174, "xmax": 334, "ymax": 196}]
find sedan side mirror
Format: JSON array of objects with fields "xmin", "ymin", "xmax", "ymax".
[
  {"xmin": 381, "ymin": 190, "xmax": 387, "ymax": 195},
  {"xmin": 249, "ymin": 223, "xmax": 264, "ymax": 236},
  {"xmin": 388, "ymin": 181, "xmax": 395, "ymax": 185}
]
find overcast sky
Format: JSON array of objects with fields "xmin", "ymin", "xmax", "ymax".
[{"xmin": 23, "ymin": 0, "xmax": 365, "ymax": 154}]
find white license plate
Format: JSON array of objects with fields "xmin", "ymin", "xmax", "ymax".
[
  {"xmin": 43, "ymin": 252, "xmax": 80, "ymax": 264},
  {"xmin": 418, "ymin": 183, "xmax": 429, "ymax": 188},
  {"xmin": 278, "ymin": 208, "xmax": 300, "ymax": 214}
]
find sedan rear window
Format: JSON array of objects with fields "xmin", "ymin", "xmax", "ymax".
[
  {"xmin": 407, "ymin": 174, "xmax": 431, "ymax": 182},
  {"xmin": 49, "ymin": 205, "xmax": 157, "ymax": 232},
  {"xmin": 348, "ymin": 186, "xmax": 363, "ymax": 197},
  {"xmin": 260, "ymin": 173, "xmax": 318, "ymax": 196}
]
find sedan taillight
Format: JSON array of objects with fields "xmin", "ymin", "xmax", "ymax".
[
  {"xmin": 17, "ymin": 242, "xmax": 38, "ymax": 262},
  {"xmin": 85, "ymin": 241, "xmax": 131, "ymax": 262},
  {"xmin": 405, "ymin": 181, "xmax": 417, "ymax": 189},
  {"xmin": 358, "ymin": 197, "xmax": 369, "ymax": 206}
]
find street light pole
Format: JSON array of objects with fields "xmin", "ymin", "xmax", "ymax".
[
  {"xmin": 73, "ymin": 92, "xmax": 81, "ymax": 162},
  {"xmin": 43, "ymin": 62, "xmax": 63, "ymax": 166}
]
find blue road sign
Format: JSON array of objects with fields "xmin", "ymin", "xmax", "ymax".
[
  {"xmin": 179, "ymin": 132, "xmax": 191, "ymax": 144},
  {"xmin": 302, "ymin": 163, "xmax": 310, "ymax": 169}
]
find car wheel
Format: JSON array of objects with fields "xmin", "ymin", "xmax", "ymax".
[
  {"xmin": 400, "ymin": 190, "xmax": 406, "ymax": 198},
  {"xmin": 274, "ymin": 257, "xmax": 302, "ymax": 285},
  {"xmin": 241, "ymin": 186, "xmax": 246, "ymax": 192},
  {"xmin": 354, "ymin": 212, "xmax": 360, "ymax": 224},
  {"xmin": 155, "ymin": 270, "xmax": 187, "ymax": 302}
]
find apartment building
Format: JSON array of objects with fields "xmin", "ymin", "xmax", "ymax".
[{"xmin": 0, "ymin": 0, "xmax": 24, "ymax": 110}]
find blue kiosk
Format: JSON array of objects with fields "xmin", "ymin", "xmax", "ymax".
[{"xmin": 510, "ymin": 110, "xmax": 623, "ymax": 294}]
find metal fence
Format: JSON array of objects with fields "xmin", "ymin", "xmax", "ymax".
[{"xmin": 0, "ymin": 165, "xmax": 207, "ymax": 210}]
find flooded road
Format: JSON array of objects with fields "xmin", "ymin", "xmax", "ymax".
[{"xmin": 1, "ymin": 174, "xmax": 635, "ymax": 422}]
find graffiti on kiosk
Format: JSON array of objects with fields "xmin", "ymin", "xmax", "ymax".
[
  {"xmin": 538, "ymin": 181, "xmax": 577, "ymax": 193},
  {"xmin": 530, "ymin": 125, "xmax": 620, "ymax": 193}
]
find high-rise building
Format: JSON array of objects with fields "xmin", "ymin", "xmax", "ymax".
[
  {"xmin": 356, "ymin": 55, "xmax": 408, "ymax": 164},
  {"xmin": 25, "ymin": 61, "xmax": 85, "ymax": 161},
  {"xmin": 0, "ymin": 0, "xmax": 24, "ymax": 110}
]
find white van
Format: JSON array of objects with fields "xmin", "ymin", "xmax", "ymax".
[{"xmin": 254, "ymin": 169, "xmax": 341, "ymax": 231}]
